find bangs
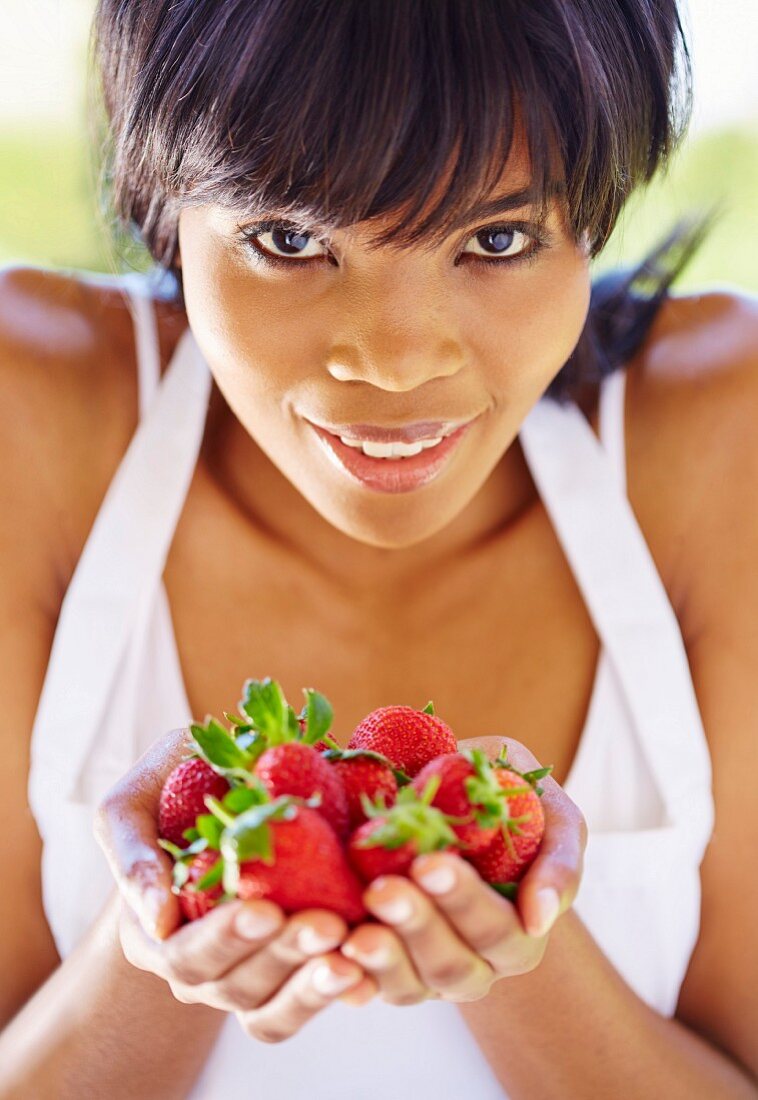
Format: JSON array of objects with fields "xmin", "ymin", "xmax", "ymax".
[{"xmin": 92, "ymin": 0, "xmax": 690, "ymax": 270}]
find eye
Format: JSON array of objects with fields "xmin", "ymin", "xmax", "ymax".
[
  {"xmin": 461, "ymin": 224, "xmax": 536, "ymax": 263},
  {"xmin": 237, "ymin": 220, "xmax": 329, "ymax": 267}
]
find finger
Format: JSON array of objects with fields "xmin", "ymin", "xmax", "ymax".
[
  {"xmin": 94, "ymin": 726, "xmax": 197, "ymax": 940},
  {"xmin": 341, "ymin": 924, "xmax": 431, "ymax": 1006},
  {"xmin": 236, "ymin": 953, "xmax": 363, "ymax": 1044},
  {"xmin": 120, "ymin": 893, "xmax": 285, "ymax": 985},
  {"xmin": 201, "ymin": 909, "xmax": 348, "ymax": 1012},
  {"xmin": 409, "ymin": 853, "xmax": 545, "ymax": 975},
  {"xmin": 361, "ymin": 878, "xmax": 495, "ymax": 1002},
  {"xmin": 337, "ymin": 974, "xmax": 379, "ymax": 1006}
]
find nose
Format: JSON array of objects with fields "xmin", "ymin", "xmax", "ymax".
[{"xmin": 325, "ymin": 287, "xmax": 465, "ymax": 393}]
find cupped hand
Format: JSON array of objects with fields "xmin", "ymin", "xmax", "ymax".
[
  {"xmin": 93, "ymin": 726, "xmax": 377, "ymax": 1043},
  {"xmin": 340, "ymin": 735, "xmax": 587, "ymax": 1005}
]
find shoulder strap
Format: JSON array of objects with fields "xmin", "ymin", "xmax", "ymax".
[
  {"xmin": 597, "ymin": 368, "xmax": 628, "ymax": 492},
  {"xmin": 518, "ymin": 389, "xmax": 714, "ymax": 834},
  {"xmin": 27, "ymin": 317, "xmax": 212, "ymax": 812},
  {"xmin": 122, "ymin": 275, "xmax": 162, "ymax": 417}
]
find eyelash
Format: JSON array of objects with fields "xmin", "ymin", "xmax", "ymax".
[{"xmin": 234, "ymin": 219, "xmax": 549, "ymax": 271}]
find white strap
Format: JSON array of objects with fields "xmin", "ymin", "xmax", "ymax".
[
  {"xmin": 122, "ymin": 276, "xmax": 162, "ymax": 417},
  {"xmin": 28, "ymin": 326, "xmax": 212, "ymax": 807},
  {"xmin": 519, "ymin": 395, "xmax": 714, "ymax": 831},
  {"xmin": 597, "ymin": 368, "xmax": 628, "ymax": 492}
]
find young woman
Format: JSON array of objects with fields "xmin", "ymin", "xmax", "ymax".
[{"xmin": 1, "ymin": 1, "xmax": 756, "ymax": 1097}]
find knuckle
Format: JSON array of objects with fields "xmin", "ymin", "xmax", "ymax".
[
  {"xmin": 239, "ymin": 1015, "xmax": 291, "ymax": 1044},
  {"xmin": 167, "ymin": 981, "xmax": 195, "ymax": 1005},
  {"xmin": 207, "ymin": 979, "xmax": 265, "ymax": 1013},
  {"xmin": 163, "ymin": 947, "xmax": 204, "ymax": 986},
  {"xmin": 382, "ymin": 989, "xmax": 428, "ymax": 1006},
  {"xmin": 428, "ymin": 959, "xmax": 477, "ymax": 988}
]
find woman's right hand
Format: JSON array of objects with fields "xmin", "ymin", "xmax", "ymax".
[{"xmin": 93, "ymin": 727, "xmax": 378, "ymax": 1043}]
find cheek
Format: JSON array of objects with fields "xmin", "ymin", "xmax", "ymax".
[
  {"xmin": 476, "ymin": 249, "xmax": 591, "ymax": 398},
  {"xmin": 178, "ymin": 227, "xmax": 312, "ymax": 401}
]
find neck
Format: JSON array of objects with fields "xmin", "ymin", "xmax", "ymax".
[{"xmin": 201, "ymin": 381, "xmax": 540, "ymax": 592}]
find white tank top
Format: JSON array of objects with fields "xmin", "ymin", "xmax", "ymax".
[{"xmin": 27, "ymin": 270, "xmax": 715, "ymax": 1100}]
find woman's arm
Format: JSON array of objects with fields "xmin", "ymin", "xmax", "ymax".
[
  {"xmin": 458, "ymin": 904, "xmax": 757, "ymax": 1099},
  {"xmin": 0, "ymin": 889, "xmax": 225, "ymax": 1100}
]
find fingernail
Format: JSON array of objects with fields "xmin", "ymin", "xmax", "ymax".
[
  {"xmin": 235, "ymin": 905, "xmax": 280, "ymax": 940},
  {"xmin": 416, "ymin": 861, "xmax": 457, "ymax": 895},
  {"xmin": 375, "ymin": 894, "xmax": 413, "ymax": 923},
  {"xmin": 297, "ymin": 926, "xmax": 338, "ymax": 954},
  {"xmin": 312, "ymin": 962, "xmax": 359, "ymax": 995},
  {"xmin": 141, "ymin": 887, "xmax": 166, "ymax": 938},
  {"xmin": 529, "ymin": 887, "xmax": 561, "ymax": 937}
]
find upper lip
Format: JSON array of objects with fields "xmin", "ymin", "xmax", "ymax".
[{"xmin": 306, "ymin": 417, "xmax": 476, "ymax": 443}]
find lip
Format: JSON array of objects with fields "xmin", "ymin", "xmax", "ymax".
[
  {"xmin": 308, "ymin": 419, "xmax": 469, "ymax": 444},
  {"xmin": 307, "ymin": 416, "xmax": 479, "ymax": 493}
]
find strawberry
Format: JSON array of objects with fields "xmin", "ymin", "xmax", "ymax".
[
  {"xmin": 347, "ymin": 701, "xmax": 457, "ymax": 777},
  {"xmin": 234, "ymin": 806, "xmax": 366, "ymax": 923},
  {"xmin": 158, "ymin": 757, "xmax": 231, "ymax": 847},
  {"xmin": 254, "ymin": 741, "xmax": 350, "ymax": 838},
  {"xmin": 466, "ymin": 755, "xmax": 550, "ymax": 886},
  {"xmin": 411, "ymin": 751, "xmax": 501, "ymax": 854},
  {"xmin": 176, "ymin": 848, "xmax": 225, "ymax": 920},
  {"xmin": 321, "ymin": 746, "xmax": 407, "ymax": 829},
  {"xmin": 347, "ymin": 778, "xmax": 461, "ymax": 884},
  {"xmin": 169, "ymin": 791, "xmax": 368, "ymax": 925}
]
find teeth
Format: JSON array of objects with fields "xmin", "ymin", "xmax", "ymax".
[{"xmin": 338, "ymin": 436, "xmax": 445, "ymax": 458}]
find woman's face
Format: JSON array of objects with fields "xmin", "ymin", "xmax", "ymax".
[{"xmin": 177, "ymin": 143, "xmax": 591, "ymax": 551}]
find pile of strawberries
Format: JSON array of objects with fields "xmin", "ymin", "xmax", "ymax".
[{"xmin": 157, "ymin": 678, "xmax": 552, "ymax": 926}]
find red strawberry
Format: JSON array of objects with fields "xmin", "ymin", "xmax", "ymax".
[
  {"xmin": 254, "ymin": 741, "xmax": 350, "ymax": 838},
  {"xmin": 467, "ymin": 766, "xmax": 547, "ymax": 884},
  {"xmin": 177, "ymin": 848, "xmax": 225, "ymax": 921},
  {"xmin": 158, "ymin": 757, "xmax": 231, "ymax": 847},
  {"xmin": 234, "ymin": 806, "xmax": 366, "ymax": 923},
  {"xmin": 348, "ymin": 702, "xmax": 457, "ymax": 777},
  {"xmin": 347, "ymin": 779, "xmax": 461, "ymax": 884},
  {"xmin": 411, "ymin": 751, "xmax": 500, "ymax": 854},
  {"xmin": 322, "ymin": 747, "xmax": 402, "ymax": 829}
]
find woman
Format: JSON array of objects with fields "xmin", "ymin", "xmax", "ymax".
[{"xmin": 0, "ymin": 1, "xmax": 756, "ymax": 1097}]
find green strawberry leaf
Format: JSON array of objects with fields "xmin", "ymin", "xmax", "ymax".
[
  {"xmin": 157, "ymin": 838, "xmax": 189, "ymax": 860},
  {"xmin": 223, "ymin": 784, "xmax": 268, "ymax": 814},
  {"xmin": 421, "ymin": 700, "xmax": 435, "ymax": 716},
  {"xmin": 224, "ymin": 710, "xmax": 256, "ymax": 730},
  {"xmin": 220, "ymin": 797, "xmax": 300, "ymax": 865},
  {"xmin": 286, "ymin": 705, "xmax": 301, "ymax": 739},
  {"xmin": 196, "ymin": 856, "xmax": 225, "ymax": 891},
  {"xmin": 491, "ymin": 881, "xmax": 519, "ymax": 901},
  {"xmin": 190, "ymin": 717, "xmax": 255, "ymax": 771},
  {"xmin": 301, "ymin": 688, "xmax": 334, "ymax": 744},
  {"xmin": 182, "ymin": 827, "xmax": 200, "ymax": 843},
  {"xmin": 522, "ymin": 765, "xmax": 553, "ymax": 788},
  {"xmin": 171, "ymin": 861, "xmax": 191, "ymax": 890},
  {"xmin": 196, "ymin": 813, "xmax": 224, "ymax": 850},
  {"xmin": 239, "ymin": 677, "xmax": 288, "ymax": 742}
]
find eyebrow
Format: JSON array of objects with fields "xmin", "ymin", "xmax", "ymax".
[{"xmin": 452, "ymin": 179, "xmax": 566, "ymax": 228}]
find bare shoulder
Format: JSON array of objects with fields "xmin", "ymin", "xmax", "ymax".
[
  {"xmin": 627, "ymin": 289, "xmax": 758, "ymax": 1077},
  {"xmin": 0, "ymin": 263, "xmax": 187, "ymax": 583},
  {"xmin": 624, "ymin": 288, "xmax": 758, "ymax": 618}
]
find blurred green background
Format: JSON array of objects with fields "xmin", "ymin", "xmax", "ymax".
[{"xmin": 0, "ymin": 0, "xmax": 756, "ymax": 291}]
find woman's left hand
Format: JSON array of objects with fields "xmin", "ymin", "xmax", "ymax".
[{"xmin": 340, "ymin": 735, "xmax": 588, "ymax": 1005}]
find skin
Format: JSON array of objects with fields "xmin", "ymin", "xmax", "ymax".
[
  {"xmin": 3, "ymin": 133, "xmax": 757, "ymax": 1079},
  {"xmin": 95, "ymin": 137, "xmax": 592, "ymax": 1032}
]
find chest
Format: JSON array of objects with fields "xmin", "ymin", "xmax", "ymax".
[{"xmin": 163, "ymin": 472, "xmax": 601, "ymax": 788}]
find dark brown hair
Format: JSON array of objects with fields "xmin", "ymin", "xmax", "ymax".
[{"xmin": 89, "ymin": 0, "xmax": 703, "ymax": 402}]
